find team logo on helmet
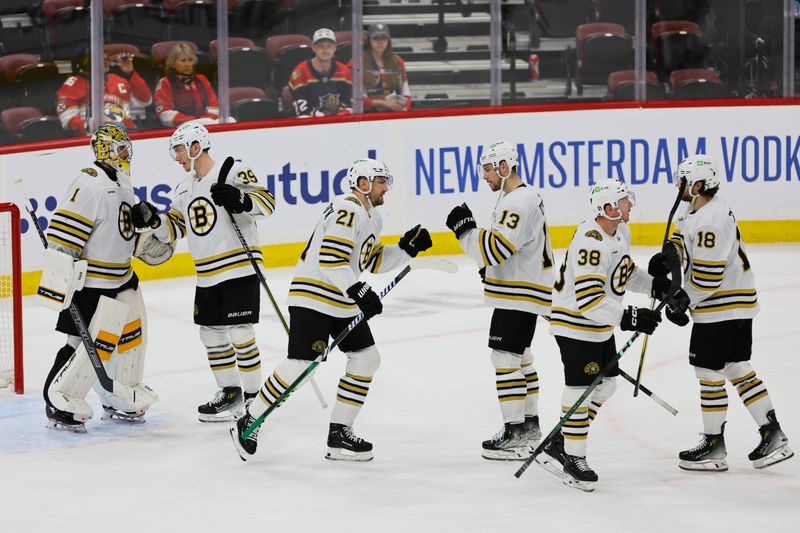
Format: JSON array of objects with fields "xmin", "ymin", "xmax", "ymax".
[{"xmin": 188, "ymin": 197, "xmax": 217, "ymax": 236}]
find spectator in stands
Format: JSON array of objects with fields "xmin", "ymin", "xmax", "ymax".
[
  {"xmin": 350, "ymin": 23, "xmax": 411, "ymax": 112},
  {"xmin": 289, "ymin": 28, "xmax": 352, "ymax": 117},
  {"xmin": 56, "ymin": 48, "xmax": 153, "ymax": 136},
  {"xmin": 154, "ymin": 43, "xmax": 220, "ymax": 128}
]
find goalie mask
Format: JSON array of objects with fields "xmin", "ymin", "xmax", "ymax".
[
  {"xmin": 590, "ymin": 179, "xmax": 634, "ymax": 220},
  {"xmin": 134, "ymin": 232, "xmax": 176, "ymax": 266},
  {"xmin": 91, "ymin": 124, "xmax": 132, "ymax": 174},
  {"xmin": 675, "ymin": 154, "xmax": 719, "ymax": 195},
  {"xmin": 346, "ymin": 158, "xmax": 393, "ymax": 193}
]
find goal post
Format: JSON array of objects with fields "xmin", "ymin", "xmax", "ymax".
[{"xmin": 0, "ymin": 202, "xmax": 23, "ymax": 394}]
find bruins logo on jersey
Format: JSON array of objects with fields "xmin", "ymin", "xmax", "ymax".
[
  {"xmin": 188, "ymin": 197, "xmax": 217, "ymax": 236},
  {"xmin": 359, "ymin": 234, "xmax": 376, "ymax": 271},
  {"xmin": 117, "ymin": 202, "xmax": 135, "ymax": 241},
  {"xmin": 610, "ymin": 254, "xmax": 634, "ymax": 295},
  {"xmin": 584, "ymin": 362, "xmax": 600, "ymax": 375},
  {"xmin": 81, "ymin": 167, "xmax": 98, "ymax": 177},
  {"xmin": 585, "ymin": 229, "xmax": 603, "ymax": 241}
]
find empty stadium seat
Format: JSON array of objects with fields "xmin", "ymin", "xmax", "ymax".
[
  {"xmin": 230, "ymin": 98, "xmax": 279, "ymax": 121},
  {"xmin": 652, "ymin": 20, "xmax": 708, "ymax": 81},
  {"xmin": 228, "ymin": 48, "xmax": 271, "ymax": 89},
  {"xmin": 575, "ymin": 23, "xmax": 633, "ymax": 86},
  {"xmin": 606, "ymin": 70, "xmax": 666, "ymax": 99},
  {"xmin": 16, "ymin": 61, "xmax": 61, "ymax": 114},
  {"xmin": 108, "ymin": 2, "xmax": 167, "ymax": 54},
  {"xmin": 1, "ymin": 106, "xmax": 67, "ymax": 142},
  {"xmin": 670, "ymin": 68, "xmax": 727, "ymax": 99},
  {"xmin": 171, "ymin": 1, "xmax": 217, "ymax": 51},
  {"xmin": 230, "ymin": 0, "xmax": 286, "ymax": 44},
  {"xmin": 265, "ymin": 34, "xmax": 312, "ymax": 60},
  {"xmin": 43, "ymin": 0, "xmax": 89, "ymax": 59},
  {"xmin": 230, "ymin": 86, "xmax": 267, "ymax": 103},
  {"xmin": 0, "ymin": 22, "xmax": 45, "ymax": 56},
  {"xmin": 210, "ymin": 37, "xmax": 256, "ymax": 60}
]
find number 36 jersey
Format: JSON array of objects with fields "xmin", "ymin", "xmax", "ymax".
[
  {"xmin": 286, "ymin": 194, "xmax": 409, "ymax": 318},
  {"xmin": 153, "ymin": 158, "xmax": 276, "ymax": 288},
  {"xmin": 550, "ymin": 219, "xmax": 652, "ymax": 342}
]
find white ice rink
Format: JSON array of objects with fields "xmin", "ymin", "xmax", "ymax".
[{"xmin": 2, "ymin": 247, "xmax": 799, "ymax": 533}]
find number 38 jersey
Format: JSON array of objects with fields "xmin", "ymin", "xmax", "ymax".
[
  {"xmin": 46, "ymin": 164, "xmax": 138, "ymax": 290},
  {"xmin": 153, "ymin": 158, "xmax": 276, "ymax": 288},
  {"xmin": 459, "ymin": 185, "xmax": 555, "ymax": 316},
  {"xmin": 669, "ymin": 196, "xmax": 758, "ymax": 323},
  {"xmin": 286, "ymin": 194, "xmax": 409, "ymax": 318},
  {"xmin": 550, "ymin": 219, "xmax": 652, "ymax": 342}
]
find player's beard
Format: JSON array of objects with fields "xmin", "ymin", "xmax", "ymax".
[{"xmin": 369, "ymin": 191, "xmax": 384, "ymax": 206}]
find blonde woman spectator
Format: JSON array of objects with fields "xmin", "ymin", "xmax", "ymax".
[
  {"xmin": 154, "ymin": 43, "xmax": 220, "ymax": 127},
  {"xmin": 349, "ymin": 23, "xmax": 411, "ymax": 112}
]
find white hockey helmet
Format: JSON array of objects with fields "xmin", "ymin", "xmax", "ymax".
[
  {"xmin": 346, "ymin": 158, "xmax": 393, "ymax": 192},
  {"xmin": 478, "ymin": 140, "xmax": 518, "ymax": 178},
  {"xmin": 590, "ymin": 179, "xmax": 634, "ymax": 219},
  {"xmin": 168, "ymin": 121, "xmax": 210, "ymax": 161},
  {"xmin": 675, "ymin": 154, "xmax": 719, "ymax": 193},
  {"xmin": 91, "ymin": 124, "xmax": 132, "ymax": 174}
]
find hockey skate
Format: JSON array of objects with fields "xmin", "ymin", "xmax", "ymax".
[
  {"xmin": 101, "ymin": 404, "xmax": 146, "ymax": 423},
  {"xmin": 679, "ymin": 424, "xmax": 728, "ymax": 472},
  {"xmin": 523, "ymin": 415, "xmax": 542, "ymax": 449},
  {"xmin": 230, "ymin": 413, "xmax": 259, "ymax": 461},
  {"xmin": 563, "ymin": 454, "xmax": 599, "ymax": 492},
  {"xmin": 198, "ymin": 386, "xmax": 243, "ymax": 422},
  {"xmin": 749, "ymin": 410, "xmax": 794, "ymax": 469},
  {"xmin": 45, "ymin": 406, "xmax": 87, "ymax": 433},
  {"xmin": 481, "ymin": 422, "xmax": 527, "ymax": 461},
  {"xmin": 535, "ymin": 432, "xmax": 567, "ymax": 479},
  {"xmin": 325, "ymin": 423, "xmax": 373, "ymax": 462}
]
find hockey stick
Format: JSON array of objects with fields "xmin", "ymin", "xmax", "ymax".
[
  {"xmin": 514, "ymin": 256, "xmax": 683, "ymax": 479},
  {"xmin": 617, "ymin": 367, "xmax": 677, "ymax": 416},
  {"xmin": 633, "ymin": 179, "xmax": 686, "ymax": 397},
  {"xmin": 239, "ymin": 257, "xmax": 457, "ymax": 440},
  {"xmin": 16, "ymin": 181, "xmax": 143, "ymax": 407},
  {"xmin": 216, "ymin": 156, "xmax": 328, "ymax": 409}
]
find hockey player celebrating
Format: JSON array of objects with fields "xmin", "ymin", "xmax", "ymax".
[
  {"xmin": 662, "ymin": 155, "xmax": 794, "ymax": 471},
  {"xmin": 37, "ymin": 124, "xmax": 158, "ymax": 432},
  {"xmin": 132, "ymin": 121, "xmax": 276, "ymax": 422},
  {"xmin": 445, "ymin": 141, "xmax": 554, "ymax": 460},
  {"xmin": 538, "ymin": 179, "xmax": 664, "ymax": 491},
  {"xmin": 231, "ymin": 158, "xmax": 432, "ymax": 462}
]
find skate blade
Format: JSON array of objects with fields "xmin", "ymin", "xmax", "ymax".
[
  {"xmin": 679, "ymin": 458, "xmax": 728, "ymax": 472},
  {"xmin": 481, "ymin": 448, "xmax": 528, "ymax": 461},
  {"xmin": 229, "ymin": 427, "xmax": 253, "ymax": 462},
  {"xmin": 46, "ymin": 420, "xmax": 87, "ymax": 434},
  {"xmin": 199, "ymin": 409, "xmax": 243, "ymax": 423},
  {"xmin": 753, "ymin": 445, "xmax": 794, "ymax": 469},
  {"xmin": 535, "ymin": 452, "xmax": 565, "ymax": 480},
  {"xmin": 563, "ymin": 476, "xmax": 596, "ymax": 492},
  {"xmin": 325, "ymin": 447, "xmax": 373, "ymax": 462},
  {"xmin": 101, "ymin": 411, "xmax": 146, "ymax": 423}
]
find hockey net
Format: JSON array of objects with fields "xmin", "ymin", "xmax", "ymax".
[{"xmin": 0, "ymin": 202, "xmax": 23, "ymax": 394}]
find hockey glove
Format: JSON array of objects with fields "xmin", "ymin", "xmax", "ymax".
[
  {"xmin": 210, "ymin": 183, "xmax": 253, "ymax": 214},
  {"xmin": 620, "ymin": 306, "xmax": 661, "ymax": 335},
  {"xmin": 651, "ymin": 275, "xmax": 671, "ymax": 300},
  {"xmin": 346, "ymin": 282, "xmax": 383, "ymax": 320},
  {"xmin": 398, "ymin": 224, "xmax": 433, "ymax": 257},
  {"xmin": 648, "ymin": 242, "xmax": 681, "ymax": 277},
  {"xmin": 663, "ymin": 288, "xmax": 691, "ymax": 326},
  {"xmin": 131, "ymin": 201, "xmax": 160, "ymax": 229},
  {"xmin": 446, "ymin": 203, "xmax": 477, "ymax": 240}
]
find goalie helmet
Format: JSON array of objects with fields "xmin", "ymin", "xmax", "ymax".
[
  {"xmin": 91, "ymin": 124, "xmax": 132, "ymax": 174},
  {"xmin": 134, "ymin": 232, "xmax": 176, "ymax": 266},
  {"xmin": 169, "ymin": 121, "xmax": 210, "ymax": 161},
  {"xmin": 675, "ymin": 154, "xmax": 719, "ymax": 192},
  {"xmin": 589, "ymin": 179, "xmax": 634, "ymax": 219},
  {"xmin": 478, "ymin": 140, "xmax": 518, "ymax": 178},
  {"xmin": 346, "ymin": 158, "xmax": 393, "ymax": 192}
]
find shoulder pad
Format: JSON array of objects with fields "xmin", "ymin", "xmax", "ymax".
[
  {"xmin": 81, "ymin": 167, "xmax": 98, "ymax": 177},
  {"xmin": 585, "ymin": 229, "xmax": 603, "ymax": 241}
]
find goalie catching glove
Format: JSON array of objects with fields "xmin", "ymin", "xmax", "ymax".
[
  {"xmin": 135, "ymin": 232, "xmax": 176, "ymax": 266},
  {"xmin": 37, "ymin": 248, "xmax": 87, "ymax": 311},
  {"xmin": 346, "ymin": 282, "xmax": 382, "ymax": 320},
  {"xmin": 398, "ymin": 224, "xmax": 433, "ymax": 258}
]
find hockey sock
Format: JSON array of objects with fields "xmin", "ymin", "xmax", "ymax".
[
  {"xmin": 250, "ymin": 358, "xmax": 312, "ymax": 418},
  {"xmin": 331, "ymin": 346, "xmax": 380, "ymax": 427},
  {"xmin": 561, "ymin": 386, "xmax": 591, "ymax": 457},
  {"xmin": 229, "ymin": 324, "xmax": 262, "ymax": 394},
  {"xmin": 520, "ymin": 348, "xmax": 540, "ymax": 417},
  {"xmin": 723, "ymin": 362, "xmax": 773, "ymax": 426},
  {"xmin": 199, "ymin": 325, "xmax": 240, "ymax": 389},
  {"xmin": 491, "ymin": 349, "xmax": 525, "ymax": 424},
  {"xmin": 587, "ymin": 377, "xmax": 617, "ymax": 423},
  {"xmin": 696, "ymin": 367, "xmax": 728, "ymax": 434}
]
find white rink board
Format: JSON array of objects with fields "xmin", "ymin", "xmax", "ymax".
[{"xmin": 1, "ymin": 104, "xmax": 799, "ymax": 271}]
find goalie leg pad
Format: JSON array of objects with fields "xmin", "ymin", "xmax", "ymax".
[
  {"xmin": 491, "ymin": 349, "xmax": 525, "ymax": 424},
  {"xmin": 37, "ymin": 248, "xmax": 87, "ymax": 311},
  {"xmin": 330, "ymin": 345, "xmax": 380, "ymax": 427}
]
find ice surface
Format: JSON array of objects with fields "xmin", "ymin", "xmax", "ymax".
[{"xmin": 2, "ymin": 247, "xmax": 798, "ymax": 533}]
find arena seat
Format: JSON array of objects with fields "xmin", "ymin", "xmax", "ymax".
[
  {"xmin": 43, "ymin": 0, "xmax": 89, "ymax": 60},
  {"xmin": 575, "ymin": 23, "xmax": 633, "ymax": 86},
  {"xmin": 171, "ymin": 1, "xmax": 217, "ymax": 51},
  {"xmin": 606, "ymin": 70, "xmax": 666, "ymax": 100},
  {"xmin": 652, "ymin": 20, "xmax": 708, "ymax": 82},
  {"xmin": 107, "ymin": 1, "xmax": 167, "ymax": 54},
  {"xmin": 230, "ymin": 0, "xmax": 285, "ymax": 44},
  {"xmin": 669, "ymin": 68, "xmax": 727, "ymax": 99}
]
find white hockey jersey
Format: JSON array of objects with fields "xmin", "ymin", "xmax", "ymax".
[
  {"xmin": 153, "ymin": 158, "xmax": 275, "ymax": 288},
  {"xmin": 46, "ymin": 164, "xmax": 138, "ymax": 290},
  {"xmin": 669, "ymin": 196, "xmax": 758, "ymax": 323},
  {"xmin": 286, "ymin": 193, "xmax": 410, "ymax": 318},
  {"xmin": 550, "ymin": 219, "xmax": 652, "ymax": 342},
  {"xmin": 458, "ymin": 185, "xmax": 555, "ymax": 316}
]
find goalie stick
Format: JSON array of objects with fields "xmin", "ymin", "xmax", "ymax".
[
  {"xmin": 216, "ymin": 156, "xmax": 328, "ymax": 409},
  {"xmin": 236, "ymin": 258, "xmax": 457, "ymax": 441}
]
